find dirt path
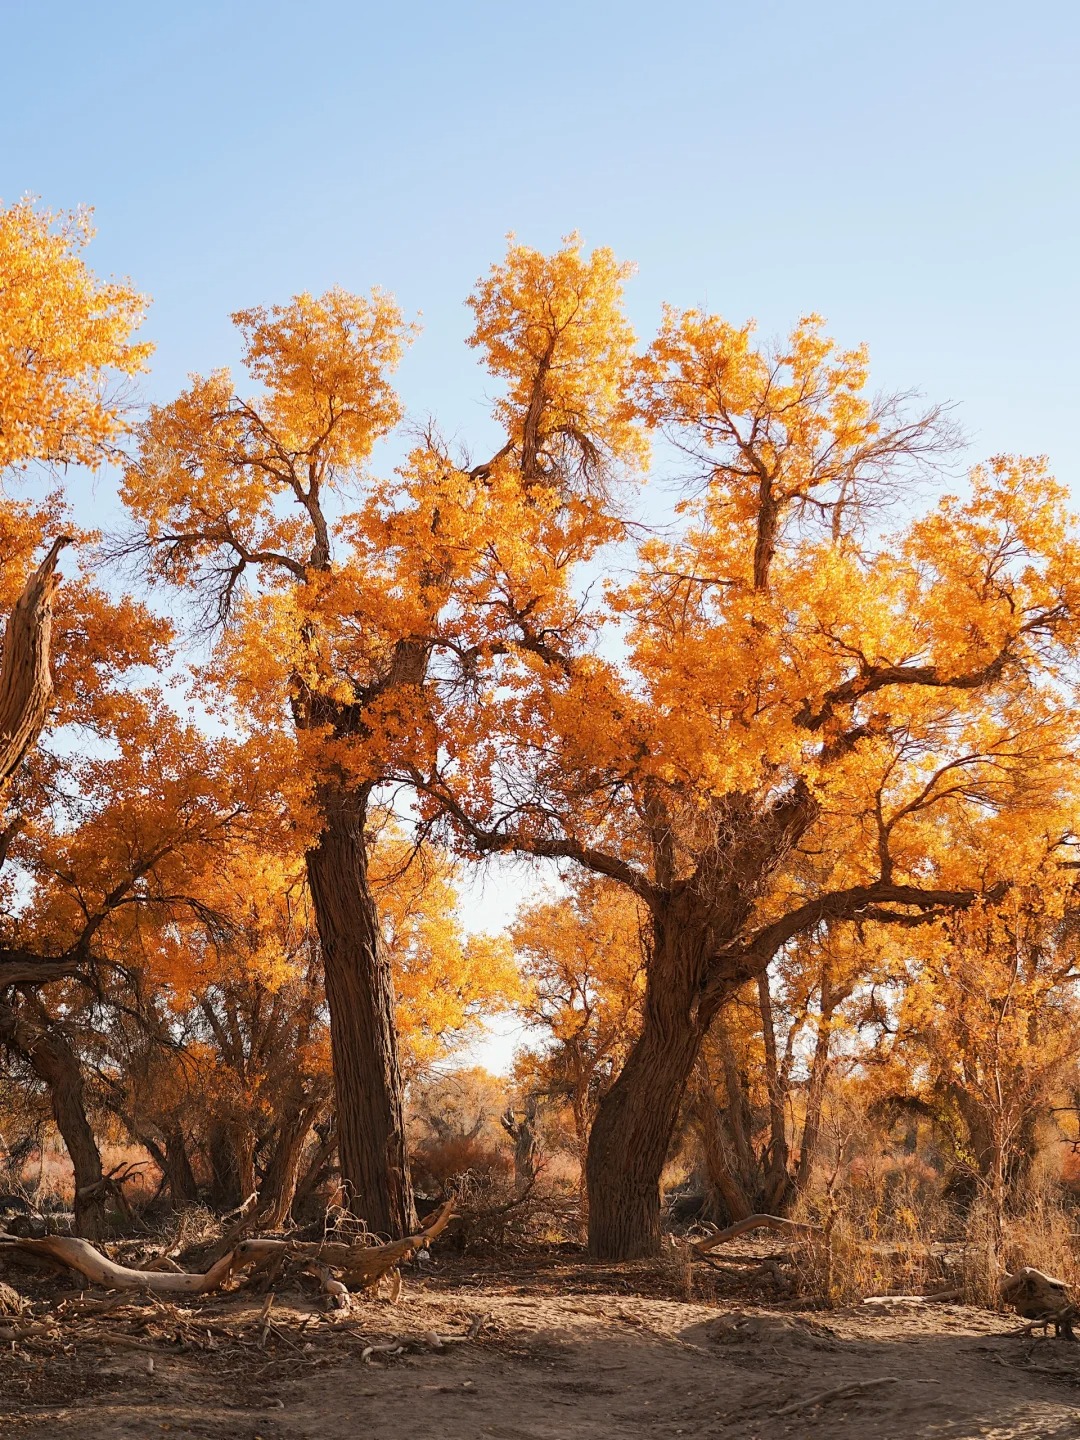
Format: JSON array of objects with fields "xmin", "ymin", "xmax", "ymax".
[{"xmin": 5, "ymin": 1264, "xmax": 1080, "ymax": 1438}]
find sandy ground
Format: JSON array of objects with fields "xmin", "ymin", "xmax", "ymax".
[{"xmin": 4, "ymin": 1255, "xmax": 1080, "ymax": 1439}]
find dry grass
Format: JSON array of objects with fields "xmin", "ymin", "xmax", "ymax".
[
  {"xmin": 961, "ymin": 1187, "xmax": 1080, "ymax": 1307},
  {"xmin": 789, "ymin": 1152, "xmax": 957, "ymax": 1305}
]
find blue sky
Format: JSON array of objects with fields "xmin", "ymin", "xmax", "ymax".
[
  {"xmin": 4, "ymin": 0, "xmax": 1078, "ymax": 1066},
  {"xmin": 5, "ymin": 0, "xmax": 1078, "ymax": 485}
]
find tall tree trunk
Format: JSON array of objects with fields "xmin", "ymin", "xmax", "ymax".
[
  {"xmin": 162, "ymin": 1128, "xmax": 200, "ymax": 1207},
  {"xmin": 207, "ymin": 1124, "xmax": 242, "ymax": 1210},
  {"xmin": 291, "ymin": 1123, "xmax": 338, "ymax": 1218},
  {"xmin": 501, "ymin": 1095, "xmax": 540, "ymax": 1196},
  {"xmin": 586, "ymin": 914, "xmax": 708, "ymax": 1259},
  {"xmin": 305, "ymin": 781, "xmax": 415, "ymax": 1237},
  {"xmin": 714, "ymin": 1016, "xmax": 759, "ymax": 1196},
  {"xmin": 0, "ymin": 998, "xmax": 106, "ymax": 1238}
]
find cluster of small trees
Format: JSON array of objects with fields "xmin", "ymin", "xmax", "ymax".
[{"xmin": 2, "ymin": 196, "xmax": 1080, "ymax": 1259}]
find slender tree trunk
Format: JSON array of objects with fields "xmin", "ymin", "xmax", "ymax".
[
  {"xmin": 291, "ymin": 1124, "xmax": 338, "ymax": 1218},
  {"xmin": 757, "ymin": 973, "xmax": 792, "ymax": 1211},
  {"xmin": 305, "ymin": 781, "xmax": 415, "ymax": 1237},
  {"xmin": 691, "ymin": 1057, "xmax": 753, "ymax": 1224},
  {"xmin": 258, "ymin": 1106, "xmax": 319, "ymax": 1228},
  {"xmin": 586, "ymin": 914, "xmax": 709, "ymax": 1259},
  {"xmin": 795, "ymin": 973, "xmax": 835, "ymax": 1193},
  {"xmin": 714, "ymin": 1017, "xmax": 759, "ymax": 1195},
  {"xmin": 571, "ymin": 1087, "xmax": 590, "ymax": 1223},
  {"xmin": 0, "ymin": 999, "xmax": 106, "ymax": 1237},
  {"xmin": 232, "ymin": 1126, "xmax": 257, "ymax": 1204},
  {"xmin": 207, "ymin": 1124, "xmax": 242, "ymax": 1210},
  {"xmin": 127, "ymin": 1125, "xmax": 199, "ymax": 1209}
]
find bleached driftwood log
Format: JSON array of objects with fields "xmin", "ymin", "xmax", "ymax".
[{"xmin": 0, "ymin": 1199, "xmax": 455, "ymax": 1296}]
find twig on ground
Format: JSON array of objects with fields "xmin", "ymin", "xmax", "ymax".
[{"xmin": 772, "ymin": 1376, "xmax": 901, "ymax": 1416}]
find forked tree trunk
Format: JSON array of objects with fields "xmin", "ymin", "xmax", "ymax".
[
  {"xmin": 0, "ymin": 999, "xmax": 106, "ymax": 1238},
  {"xmin": 757, "ymin": 973, "xmax": 793, "ymax": 1212},
  {"xmin": 291, "ymin": 1124, "xmax": 338, "ymax": 1217},
  {"xmin": 586, "ymin": 916, "xmax": 710, "ymax": 1259},
  {"xmin": 305, "ymin": 782, "xmax": 415, "ymax": 1237},
  {"xmin": 795, "ymin": 969, "xmax": 836, "ymax": 1192}
]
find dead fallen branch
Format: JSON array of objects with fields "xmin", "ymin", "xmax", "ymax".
[
  {"xmin": 693, "ymin": 1214, "xmax": 822, "ymax": 1254},
  {"xmin": 229, "ymin": 1199, "xmax": 455, "ymax": 1289},
  {"xmin": 773, "ymin": 1376, "xmax": 900, "ymax": 1416},
  {"xmin": 359, "ymin": 1327, "xmax": 473, "ymax": 1364},
  {"xmin": 0, "ymin": 1199, "xmax": 455, "ymax": 1297},
  {"xmin": 873, "ymin": 1291, "xmax": 953, "ymax": 1306}
]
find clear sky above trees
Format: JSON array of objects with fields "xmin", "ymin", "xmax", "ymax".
[{"xmin": 3, "ymin": 0, "xmax": 1077, "ymax": 496}]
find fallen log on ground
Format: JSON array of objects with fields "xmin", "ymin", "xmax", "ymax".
[
  {"xmin": 772, "ymin": 1376, "xmax": 901, "ymax": 1416},
  {"xmin": 1000, "ymin": 1266, "xmax": 1077, "ymax": 1339},
  {"xmin": 693, "ymin": 1214, "xmax": 823, "ymax": 1253},
  {"xmin": 0, "ymin": 1237, "xmax": 237, "ymax": 1295},
  {"xmin": 862, "ymin": 1289, "xmax": 962, "ymax": 1305},
  {"xmin": 230, "ymin": 1199, "xmax": 455, "ymax": 1289},
  {"xmin": 0, "ymin": 1199, "xmax": 455, "ymax": 1297}
]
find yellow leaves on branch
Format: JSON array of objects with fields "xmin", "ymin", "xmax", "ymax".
[
  {"xmin": 468, "ymin": 233, "xmax": 648, "ymax": 483},
  {"xmin": 0, "ymin": 198, "xmax": 151, "ymax": 473},
  {"xmin": 232, "ymin": 288, "xmax": 411, "ymax": 471}
]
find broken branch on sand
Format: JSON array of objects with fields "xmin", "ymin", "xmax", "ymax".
[
  {"xmin": 692, "ymin": 1214, "xmax": 822, "ymax": 1253},
  {"xmin": 772, "ymin": 1376, "xmax": 901, "ymax": 1415},
  {"xmin": 0, "ymin": 1199, "xmax": 455, "ymax": 1296}
]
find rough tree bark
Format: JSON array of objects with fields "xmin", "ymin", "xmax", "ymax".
[
  {"xmin": 305, "ymin": 780, "xmax": 415, "ymax": 1237},
  {"xmin": 691, "ymin": 1055, "xmax": 753, "ymax": 1225},
  {"xmin": 501, "ymin": 1094, "xmax": 540, "ymax": 1196},
  {"xmin": 795, "ymin": 962, "xmax": 837, "ymax": 1191},
  {"xmin": 257, "ymin": 1103, "xmax": 321, "ymax": 1228},
  {"xmin": 0, "ymin": 998, "xmax": 106, "ymax": 1238},
  {"xmin": 586, "ymin": 907, "xmax": 710, "ymax": 1259},
  {"xmin": 756, "ymin": 972, "xmax": 794, "ymax": 1212},
  {"xmin": 159, "ymin": 1128, "xmax": 200, "ymax": 1208},
  {"xmin": 0, "ymin": 537, "xmax": 72, "ymax": 792}
]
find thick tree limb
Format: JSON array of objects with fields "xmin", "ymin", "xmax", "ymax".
[
  {"xmin": 796, "ymin": 650, "xmax": 1013, "ymax": 733},
  {"xmin": 408, "ymin": 768, "xmax": 658, "ymax": 902},
  {"xmin": 702, "ymin": 880, "xmax": 1004, "ymax": 1017},
  {"xmin": 0, "ymin": 538, "xmax": 73, "ymax": 790},
  {"xmin": 0, "ymin": 1235, "xmax": 238, "ymax": 1295},
  {"xmin": 0, "ymin": 952, "xmax": 79, "ymax": 989}
]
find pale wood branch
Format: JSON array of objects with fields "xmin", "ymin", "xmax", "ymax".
[
  {"xmin": 692, "ymin": 1213, "xmax": 822, "ymax": 1253},
  {"xmin": 0, "ymin": 1198, "xmax": 455, "ymax": 1296}
]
